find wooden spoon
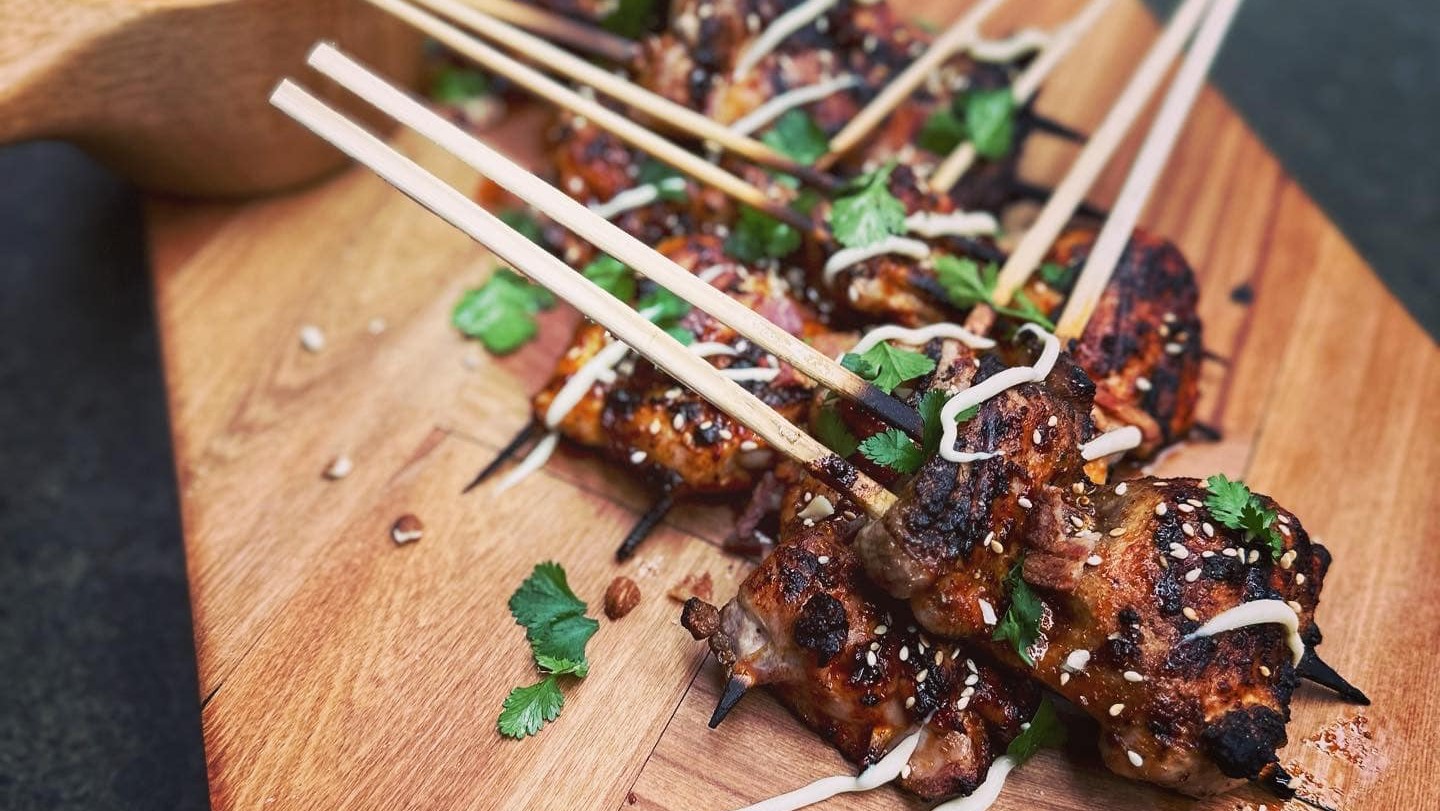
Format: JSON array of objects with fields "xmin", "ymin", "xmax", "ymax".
[{"xmin": 0, "ymin": 0, "xmax": 424, "ymax": 197}]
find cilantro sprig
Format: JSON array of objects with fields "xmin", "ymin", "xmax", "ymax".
[
  {"xmin": 840, "ymin": 342, "xmax": 936, "ymax": 394},
  {"xmin": 637, "ymin": 286, "xmax": 695, "ymax": 344},
  {"xmin": 726, "ymin": 205, "xmax": 802, "ymax": 263},
  {"xmin": 429, "ymin": 66, "xmax": 490, "ymax": 104},
  {"xmin": 860, "ymin": 429, "xmax": 927, "ymax": 474},
  {"xmin": 761, "ymin": 110, "xmax": 830, "ymax": 166},
  {"xmin": 499, "ymin": 562, "xmax": 600, "ymax": 739},
  {"xmin": 993, "ymin": 558, "xmax": 1043, "ymax": 666},
  {"xmin": 1006, "ymin": 695, "xmax": 1067, "ymax": 764},
  {"xmin": 582, "ymin": 255, "xmax": 636, "ymax": 302},
  {"xmin": 916, "ymin": 88, "xmax": 1017, "ymax": 159},
  {"xmin": 452, "ymin": 269, "xmax": 555, "ymax": 354},
  {"xmin": 829, "ymin": 162, "xmax": 907, "ymax": 249},
  {"xmin": 814, "ymin": 404, "xmax": 860, "ymax": 458},
  {"xmin": 935, "ymin": 255, "xmax": 1054, "ymax": 329},
  {"xmin": 1204, "ymin": 475, "xmax": 1284, "ymax": 560}
]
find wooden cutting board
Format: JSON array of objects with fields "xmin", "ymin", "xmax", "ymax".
[{"xmin": 145, "ymin": 1, "xmax": 1438, "ymax": 808}]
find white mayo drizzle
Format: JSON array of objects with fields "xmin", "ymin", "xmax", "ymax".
[
  {"xmin": 720, "ymin": 367, "xmax": 782, "ymax": 382},
  {"xmin": 729, "ymin": 74, "xmax": 860, "ymax": 136},
  {"xmin": 1183, "ymin": 599, "xmax": 1305, "ymax": 666},
  {"xmin": 931, "ymin": 756, "xmax": 1017, "ymax": 811},
  {"xmin": 967, "ymin": 28, "xmax": 1052, "ymax": 63},
  {"xmin": 822, "ymin": 236, "xmax": 931, "ymax": 284},
  {"xmin": 496, "ymin": 431, "xmax": 559, "ymax": 493},
  {"xmin": 689, "ymin": 342, "xmax": 739, "ymax": 358},
  {"xmin": 546, "ymin": 340, "xmax": 632, "ymax": 428},
  {"xmin": 733, "ymin": 725, "xmax": 926, "ymax": 811},
  {"xmin": 589, "ymin": 177, "xmax": 687, "ymax": 220},
  {"xmin": 939, "ymin": 324, "xmax": 1060, "ymax": 463},
  {"xmin": 904, "ymin": 210, "xmax": 1000, "ymax": 240},
  {"xmin": 1080, "ymin": 425, "xmax": 1143, "ymax": 461},
  {"xmin": 851, "ymin": 322, "xmax": 996, "ymax": 354},
  {"xmin": 734, "ymin": 0, "xmax": 839, "ymax": 77},
  {"xmin": 697, "ymin": 264, "xmax": 733, "ymax": 284}
]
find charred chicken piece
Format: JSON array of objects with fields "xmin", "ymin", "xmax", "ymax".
[
  {"xmin": 1022, "ymin": 228, "xmax": 1204, "ymax": 456},
  {"xmin": 684, "ymin": 470, "xmax": 1040, "ymax": 800}
]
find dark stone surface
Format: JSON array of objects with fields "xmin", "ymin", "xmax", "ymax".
[{"xmin": 0, "ymin": 3, "xmax": 1435, "ymax": 808}]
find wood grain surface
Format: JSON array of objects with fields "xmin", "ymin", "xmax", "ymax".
[{"xmin": 145, "ymin": 1, "xmax": 1438, "ymax": 808}]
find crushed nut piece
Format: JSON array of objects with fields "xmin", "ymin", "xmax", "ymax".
[
  {"xmin": 390, "ymin": 514, "xmax": 423, "ymax": 545},
  {"xmin": 604, "ymin": 576, "xmax": 641, "ymax": 620}
]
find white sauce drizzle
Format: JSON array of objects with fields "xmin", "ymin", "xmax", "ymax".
[
  {"xmin": 967, "ymin": 28, "xmax": 1052, "ymax": 63},
  {"xmin": 729, "ymin": 74, "xmax": 860, "ymax": 136},
  {"xmin": 733, "ymin": 725, "xmax": 925, "ymax": 811},
  {"xmin": 689, "ymin": 342, "xmax": 739, "ymax": 358},
  {"xmin": 1080, "ymin": 426, "xmax": 1143, "ymax": 461},
  {"xmin": 1183, "ymin": 599, "xmax": 1305, "ymax": 666},
  {"xmin": 822, "ymin": 236, "xmax": 931, "ymax": 284},
  {"xmin": 852, "ymin": 322, "xmax": 996, "ymax": 355},
  {"xmin": 696, "ymin": 264, "xmax": 733, "ymax": 284},
  {"xmin": 904, "ymin": 210, "xmax": 1001, "ymax": 240},
  {"xmin": 720, "ymin": 367, "xmax": 782, "ymax": 383},
  {"xmin": 546, "ymin": 340, "xmax": 632, "ymax": 428},
  {"xmin": 938, "ymin": 325, "xmax": 1060, "ymax": 463},
  {"xmin": 589, "ymin": 177, "xmax": 687, "ymax": 220},
  {"xmin": 495, "ymin": 432, "xmax": 559, "ymax": 493},
  {"xmin": 734, "ymin": 0, "xmax": 839, "ymax": 77},
  {"xmin": 931, "ymin": 756, "xmax": 1017, "ymax": 811}
]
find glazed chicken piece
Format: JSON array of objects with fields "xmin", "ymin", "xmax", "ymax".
[
  {"xmin": 1020, "ymin": 228, "xmax": 1205, "ymax": 456},
  {"xmin": 852, "ymin": 334, "xmax": 1334, "ymax": 794},
  {"xmin": 683, "ymin": 469, "xmax": 1041, "ymax": 800}
]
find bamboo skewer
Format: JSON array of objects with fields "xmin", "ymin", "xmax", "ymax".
[
  {"xmin": 817, "ymin": 0, "xmax": 1010, "ymax": 169},
  {"xmin": 458, "ymin": 0, "xmax": 636, "ymax": 63},
  {"xmin": 269, "ymin": 79, "xmax": 899, "ymax": 517},
  {"xmin": 927, "ymin": 0, "xmax": 1118, "ymax": 193},
  {"xmin": 360, "ymin": 0, "xmax": 811, "ymax": 231},
  {"xmin": 1055, "ymin": 0, "xmax": 1243, "ymax": 338},
  {"xmin": 307, "ymin": 43, "xmax": 923, "ymax": 439},
  {"xmin": 408, "ymin": 0, "xmax": 836, "ymax": 190},
  {"xmin": 989, "ymin": 0, "xmax": 1215, "ymax": 306}
]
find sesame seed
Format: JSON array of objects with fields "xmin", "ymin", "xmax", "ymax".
[
  {"xmin": 957, "ymin": 695, "xmax": 972, "ymax": 710},
  {"xmin": 1033, "ymin": 429, "xmax": 1043, "ymax": 444},
  {"xmin": 870, "ymin": 642, "xmax": 880, "ymax": 651},
  {"xmin": 1060, "ymin": 672, "xmax": 1071, "ymax": 685},
  {"xmin": 965, "ymin": 673, "xmax": 979, "ymax": 686},
  {"xmin": 1066, "ymin": 515, "xmax": 1083, "ymax": 529},
  {"xmin": 1260, "ymin": 665, "xmax": 1272, "ymax": 677},
  {"xmin": 1072, "ymin": 482, "xmax": 1086, "ymax": 494},
  {"xmin": 1185, "ymin": 568, "xmax": 1201, "ymax": 583},
  {"xmin": 1127, "ymin": 750, "xmax": 1144, "ymax": 767},
  {"xmin": 1295, "ymin": 573, "xmax": 1307, "ymax": 585},
  {"xmin": 933, "ymin": 651, "xmax": 943, "ymax": 666},
  {"xmin": 1222, "ymin": 547, "xmax": 1238, "ymax": 557},
  {"xmin": 1135, "ymin": 377, "xmax": 1153, "ymax": 392},
  {"xmin": 1109, "ymin": 703, "xmax": 1125, "ymax": 716},
  {"xmin": 875, "ymin": 624, "xmax": 888, "ymax": 635},
  {"xmin": 1123, "ymin": 670, "xmax": 1144, "ymax": 682},
  {"xmin": 1048, "ymin": 415, "xmax": 1058, "ymax": 427},
  {"xmin": 1086, "ymin": 554, "xmax": 1103, "ymax": 566},
  {"xmin": 951, "ymin": 648, "xmax": 961, "ymax": 662},
  {"xmin": 1169, "ymin": 543, "xmax": 1190, "ymax": 560},
  {"xmin": 1201, "ymin": 550, "xmax": 1215, "ymax": 558},
  {"xmin": 1249, "ymin": 549, "xmax": 1261, "ymax": 564},
  {"xmin": 1018, "ymin": 497, "xmax": 1033, "ymax": 509},
  {"xmin": 1182, "ymin": 523, "xmax": 1196, "ymax": 537},
  {"xmin": 1277, "ymin": 514, "xmax": 1291, "ymax": 525},
  {"xmin": 1183, "ymin": 607, "xmax": 1199, "ymax": 621},
  {"xmin": 1115, "ymin": 482, "xmax": 1129, "ymax": 496},
  {"xmin": 899, "ymin": 646, "xmax": 909, "ymax": 662},
  {"xmin": 299, "ymin": 325, "xmax": 326, "ymax": 353},
  {"xmin": 323, "ymin": 455, "xmax": 353, "ymax": 481},
  {"xmin": 817, "ymin": 555, "xmax": 830, "ymax": 565},
  {"xmin": 966, "ymin": 658, "xmax": 977, "ymax": 673},
  {"xmin": 1279, "ymin": 550, "xmax": 1296, "ymax": 569},
  {"xmin": 1278, "ymin": 524, "xmax": 1292, "ymax": 537},
  {"xmin": 1177, "ymin": 503, "xmax": 1195, "ymax": 513},
  {"xmin": 983, "ymin": 531, "xmax": 995, "ymax": 547},
  {"xmin": 1064, "ymin": 650, "xmax": 1090, "ymax": 672},
  {"xmin": 1165, "ymin": 342, "xmax": 1184, "ymax": 355},
  {"xmin": 961, "ymin": 685, "xmax": 975, "ymax": 697},
  {"xmin": 740, "ymin": 440, "xmax": 759, "ymax": 451},
  {"xmin": 905, "ymin": 696, "xmax": 915, "ymax": 709},
  {"xmin": 630, "ymin": 451, "xmax": 647, "ymax": 464},
  {"xmin": 672, "ymin": 413, "xmax": 685, "ymax": 430},
  {"xmin": 1186, "ymin": 498, "xmax": 1204, "ymax": 508},
  {"xmin": 648, "ymin": 419, "xmax": 661, "ymax": 435},
  {"xmin": 990, "ymin": 540, "xmax": 1005, "ymax": 554},
  {"xmin": 867, "ymin": 651, "xmax": 877, "ymax": 666},
  {"xmin": 718, "ymin": 428, "xmax": 734, "ymax": 440},
  {"xmin": 1155, "ymin": 503, "xmax": 1168, "ymax": 516},
  {"xmin": 917, "ymin": 669, "xmax": 929, "ymax": 683}
]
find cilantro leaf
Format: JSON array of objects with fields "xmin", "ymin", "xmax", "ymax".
[
  {"xmin": 726, "ymin": 205, "xmax": 802, "ymax": 262},
  {"xmin": 1038, "ymin": 261, "xmax": 1075, "ymax": 290},
  {"xmin": 918, "ymin": 106, "xmax": 967, "ymax": 154},
  {"xmin": 993, "ymin": 558, "xmax": 1043, "ymax": 666},
  {"xmin": 531, "ymin": 613, "xmax": 600, "ymax": 667},
  {"xmin": 534, "ymin": 653, "xmax": 590, "ymax": 678},
  {"xmin": 499, "ymin": 208, "xmax": 546, "ymax": 246},
  {"xmin": 430, "ymin": 66, "xmax": 490, "ymax": 104},
  {"xmin": 814, "ymin": 405, "xmax": 860, "ymax": 458},
  {"xmin": 637, "ymin": 286, "xmax": 691, "ymax": 324},
  {"xmin": 600, "ymin": 0, "xmax": 659, "ymax": 38},
  {"xmin": 934, "ymin": 255, "xmax": 1054, "ymax": 329},
  {"xmin": 636, "ymin": 159, "xmax": 688, "ymax": 203},
  {"xmin": 509, "ymin": 561, "xmax": 587, "ymax": 633},
  {"xmin": 964, "ymin": 87, "xmax": 1016, "ymax": 160},
  {"xmin": 1006, "ymin": 695, "xmax": 1067, "ymax": 765},
  {"xmin": 498, "ymin": 676, "xmax": 565, "ymax": 739},
  {"xmin": 452, "ymin": 269, "xmax": 555, "ymax": 354},
  {"xmin": 1205, "ymin": 475, "xmax": 1284, "ymax": 560},
  {"xmin": 1005, "ymin": 291, "xmax": 1056, "ymax": 331},
  {"xmin": 918, "ymin": 389, "xmax": 948, "ymax": 457},
  {"xmin": 581, "ymin": 255, "xmax": 636, "ymax": 302},
  {"xmin": 761, "ymin": 110, "xmax": 830, "ymax": 165},
  {"xmin": 859, "ymin": 429, "xmax": 927, "ymax": 474},
  {"xmin": 830, "ymin": 162, "xmax": 907, "ymax": 249},
  {"xmin": 840, "ymin": 342, "xmax": 937, "ymax": 394}
]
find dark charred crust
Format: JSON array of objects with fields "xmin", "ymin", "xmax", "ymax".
[
  {"xmin": 776, "ymin": 546, "xmax": 821, "ymax": 601},
  {"xmin": 812, "ymin": 453, "xmax": 861, "ymax": 490},
  {"xmin": 794, "ymin": 593, "xmax": 849, "ymax": 665},
  {"xmin": 1200, "ymin": 706, "xmax": 1288, "ymax": 779},
  {"xmin": 681, "ymin": 597, "xmax": 721, "ymax": 640}
]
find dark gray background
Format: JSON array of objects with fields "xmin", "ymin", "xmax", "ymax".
[{"xmin": 1, "ymin": 2, "xmax": 1435, "ymax": 809}]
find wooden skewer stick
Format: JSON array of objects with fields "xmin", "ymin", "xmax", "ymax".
[
  {"xmin": 361, "ymin": 0, "xmax": 811, "ymax": 231},
  {"xmin": 927, "ymin": 0, "xmax": 1118, "ymax": 193},
  {"xmin": 307, "ymin": 43, "xmax": 923, "ymax": 439},
  {"xmin": 989, "ymin": 0, "xmax": 1215, "ymax": 306},
  {"xmin": 816, "ymin": 0, "xmax": 1010, "ymax": 169},
  {"xmin": 269, "ymin": 79, "xmax": 899, "ymax": 517},
  {"xmin": 409, "ymin": 0, "xmax": 836, "ymax": 190},
  {"xmin": 1055, "ymin": 0, "xmax": 1243, "ymax": 338},
  {"xmin": 457, "ymin": 0, "xmax": 636, "ymax": 63}
]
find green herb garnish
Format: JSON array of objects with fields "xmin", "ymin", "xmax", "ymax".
[
  {"xmin": 581, "ymin": 255, "xmax": 636, "ymax": 302},
  {"xmin": 840, "ymin": 342, "xmax": 936, "ymax": 394},
  {"xmin": 499, "ymin": 208, "xmax": 546, "ymax": 246},
  {"xmin": 1006, "ymin": 695, "xmax": 1067, "ymax": 764},
  {"xmin": 1204, "ymin": 475, "xmax": 1284, "ymax": 560},
  {"xmin": 918, "ymin": 106, "xmax": 968, "ymax": 154},
  {"xmin": 1038, "ymin": 261, "xmax": 1075, "ymax": 290},
  {"xmin": 637, "ymin": 287, "xmax": 694, "ymax": 344},
  {"xmin": 726, "ymin": 205, "xmax": 802, "ymax": 262},
  {"xmin": 814, "ymin": 405, "xmax": 860, "ymax": 458},
  {"xmin": 430, "ymin": 66, "xmax": 490, "ymax": 104},
  {"xmin": 964, "ymin": 87, "xmax": 1016, "ymax": 160},
  {"xmin": 452, "ymin": 269, "xmax": 556, "ymax": 354},
  {"xmin": 636, "ymin": 159, "xmax": 688, "ymax": 203},
  {"xmin": 829, "ymin": 162, "xmax": 907, "ymax": 249},
  {"xmin": 600, "ymin": 0, "xmax": 659, "ymax": 38},
  {"xmin": 934, "ymin": 255, "xmax": 1055, "ymax": 329},
  {"xmin": 859, "ymin": 428, "xmax": 926, "ymax": 474},
  {"xmin": 499, "ymin": 562, "xmax": 600, "ymax": 739},
  {"xmin": 761, "ymin": 110, "xmax": 830, "ymax": 165},
  {"xmin": 993, "ymin": 558, "xmax": 1043, "ymax": 666}
]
